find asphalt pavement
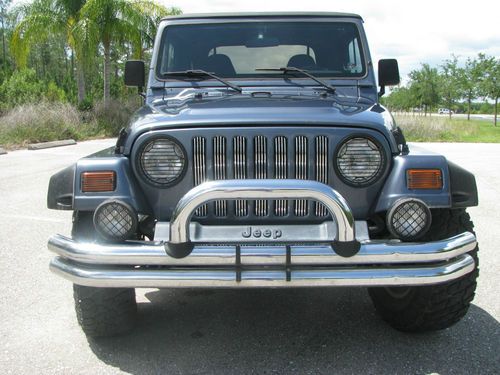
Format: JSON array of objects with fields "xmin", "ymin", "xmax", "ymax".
[{"xmin": 0, "ymin": 139, "xmax": 498, "ymax": 374}]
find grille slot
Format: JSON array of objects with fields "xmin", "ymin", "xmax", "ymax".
[
  {"xmin": 274, "ymin": 136, "xmax": 288, "ymax": 216},
  {"xmin": 213, "ymin": 136, "xmax": 227, "ymax": 217},
  {"xmin": 191, "ymin": 134, "xmax": 334, "ymax": 219},
  {"xmin": 254, "ymin": 135, "xmax": 268, "ymax": 216},
  {"xmin": 295, "ymin": 135, "xmax": 308, "ymax": 216},
  {"xmin": 193, "ymin": 137, "xmax": 207, "ymax": 216},
  {"xmin": 315, "ymin": 136, "xmax": 328, "ymax": 216},
  {"xmin": 233, "ymin": 136, "xmax": 248, "ymax": 216}
]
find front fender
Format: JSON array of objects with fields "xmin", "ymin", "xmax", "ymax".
[
  {"xmin": 448, "ymin": 161, "xmax": 478, "ymax": 208},
  {"xmin": 375, "ymin": 147, "xmax": 478, "ymax": 213},
  {"xmin": 47, "ymin": 164, "xmax": 75, "ymax": 210},
  {"xmin": 375, "ymin": 153, "xmax": 451, "ymax": 213},
  {"xmin": 72, "ymin": 156, "xmax": 151, "ymax": 214},
  {"xmin": 47, "ymin": 149, "xmax": 151, "ymax": 214}
]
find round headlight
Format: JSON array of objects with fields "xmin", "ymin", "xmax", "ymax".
[
  {"xmin": 336, "ymin": 137, "xmax": 384, "ymax": 186},
  {"xmin": 139, "ymin": 137, "xmax": 186, "ymax": 186}
]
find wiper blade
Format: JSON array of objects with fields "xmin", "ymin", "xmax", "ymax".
[
  {"xmin": 163, "ymin": 70, "xmax": 242, "ymax": 93},
  {"xmin": 256, "ymin": 67, "xmax": 336, "ymax": 94}
]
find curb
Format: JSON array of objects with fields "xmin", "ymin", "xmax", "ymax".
[
  {"xmin": 0, "ymin": 147, "xmax": 6, "ymax": 155},
  {"xmin": 28, "ymin": 139, "xmax": 76, "ymax": 150}
]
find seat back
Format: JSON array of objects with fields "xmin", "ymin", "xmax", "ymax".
[
  {"xmin": 287, "ymin": 54, "xmax": 317, "ymax": 70},
  {"xmin": 205, "ymin": 54, "xmax": 236, "ymax": 77}
]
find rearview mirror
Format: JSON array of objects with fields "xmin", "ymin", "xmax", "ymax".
[
  {"xmin": 124, "ymin": 60, "xmax": 145, "ymax": 87},
  {"xmin": 245, "ymin": 36, "xmax": 280, "ymax": 48},
  {"xmin": 378, "ymin": 59, "xmax": 400, "ymax": 97}
]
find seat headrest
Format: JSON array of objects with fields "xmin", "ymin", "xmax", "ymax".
[
  {"xmin": 205, "ymin": 54, "xmax": 236, "ymax": 77},
  {"xmin": 287, "ymin": 54, "xmax": 316, "ymax": 70}
]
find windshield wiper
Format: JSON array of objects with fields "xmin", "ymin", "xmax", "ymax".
[
  {"xmin": 162, "ymin": 70, "xmax": 242, "ymax": 93},
  {"xmin": 256, "ymin": 67, "xmax": 336, "ymax": 94}
]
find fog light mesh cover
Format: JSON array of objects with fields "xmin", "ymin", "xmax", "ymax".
[
  {"xmin": 93, "ymin": 200, "xmax": 137, "ymax": 241},
  {"xmin": 387, "ymin": 199, "xmax": 431, "ymax": 240}
]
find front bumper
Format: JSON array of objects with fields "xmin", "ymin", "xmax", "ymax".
[{"xmin": 48, "ymin": 180, "xmax": 477, "ymax": 288}]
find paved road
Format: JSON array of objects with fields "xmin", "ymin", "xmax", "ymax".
[{"xmin": 0, "ymin": 140, "xmax": 498, "ymax": 374}]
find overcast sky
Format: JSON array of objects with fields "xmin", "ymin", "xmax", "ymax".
[{"xmin": 162, "ymin": 0, "xmax": 500, "ymax": 79}]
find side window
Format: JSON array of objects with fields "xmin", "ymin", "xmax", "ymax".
[{"xmin": 347, "ymin": 38, "xmax": 363, "ymax": 74}]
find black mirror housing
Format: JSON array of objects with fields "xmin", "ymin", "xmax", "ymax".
[
  {"xmin": 378, "ymin": 59, "xmax": 400, "ymax": 87},
  {"xmin": 125, "ymin": 60, "xmax": 145, "ymax": 87}
]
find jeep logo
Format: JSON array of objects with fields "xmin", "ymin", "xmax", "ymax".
[{"xmin": 241, "ymin": 226, "xmax": 282, "ymax": 239}]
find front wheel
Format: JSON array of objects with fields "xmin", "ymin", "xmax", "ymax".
[
  {"xmin": 71, "ymin": 211, "xmax": 137, "ymax": 337},
  {"xmin": 368, "ymin": 209, "xmax": 479, "ymax": 332}
]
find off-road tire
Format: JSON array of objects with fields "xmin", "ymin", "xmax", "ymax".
[
  {"xmin": 368, "ymin": 209, "xmax": 478, "ymax": 332},
  {"xmin": 71, "ymin": 211, "xmax": 137, "ymax": 337},
  {"xmin": 73, "ymin": 284, "xmax": 137, "ymax": 337}
]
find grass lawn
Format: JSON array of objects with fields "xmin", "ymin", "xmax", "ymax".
[{"xmin": 395, "ymin": 114, "xmax": 500, "ymax": 143}]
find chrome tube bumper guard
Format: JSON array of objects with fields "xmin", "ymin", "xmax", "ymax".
[
  {"xmin": 48, "ymin": 180, "xmax": 477, "ymax": 288},
  {"xmin": 168, "ymin": 180, "xmax": 360, "ymax": 258}
]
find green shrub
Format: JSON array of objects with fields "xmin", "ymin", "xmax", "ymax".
[
  {"xmin": 0, "ymin": 69, "xmax": 46, "ymax": 110},
  {"xmin": 45, "ymin": 81, "xmax": 67, "ymax": 102},
  {"xmin": 77, "ymin": 96, "xmax": 94, "ymax": 111},
  {"xmin": 0, "ymin": 69, "xmax": 68, "ymax": 112}
]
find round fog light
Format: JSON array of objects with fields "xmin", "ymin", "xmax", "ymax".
[
  {"xmin": 386, "ymin": 198, "xmax": 431, "ymax": 241},
  {"xmin": 93, "ymin": 200, "xmax": 137, "ymax": 241}
]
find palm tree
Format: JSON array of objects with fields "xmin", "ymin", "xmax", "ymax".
[
  {"xmin": 78, "ymin": 0, "xmax": 177, "ymax": 108},
  {"xmin": 1, "ymin": 0, "xmax": 12, "ymax": 70},
  {"xmin": 11, "ymin": 0, "xmax": 88, "ymax": 104}
]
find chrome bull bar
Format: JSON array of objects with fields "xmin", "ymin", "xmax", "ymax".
[
  {"xmin": 48, "ymin": 180, "xmax": 478, "ymax": 288},
  {"xmin": 168, "ymin": 179, "xmax": 360, "ymax": 258}
]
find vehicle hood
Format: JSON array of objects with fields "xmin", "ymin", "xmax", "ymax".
[{"xmin": 123, "ymin": 92, "xmax": 397, "ymax": 154}]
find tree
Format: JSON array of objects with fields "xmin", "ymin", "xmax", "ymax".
[
  {"xmin": 0, "ymin": 0, "xmax": 12, "ymax": 70},
  {"xmin": 78, "ymin": 0, "xmax": 175, "ymax": 108},
  {"xmin": 10, "ymin": 0, "xmax": 88, "ymax": 104},
  {"xmin": 457, "ymin": 56, "xmax": 480, "ymax": 121},
  {"xmin": 440, "ymin": 56, "xmax": 461, "ymax": 118},
  {"xmin": 476, "ymin": 54, "xmax": 500, "ymax": 126},
  {"xmin": 383, "ymin": 86, "xmax": 415, "ymax": 112},
  {"xmin": 409, "ymin": 64, "xmax": 440, "ymax": 116}
]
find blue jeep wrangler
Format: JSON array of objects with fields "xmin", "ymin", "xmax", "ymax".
[{"xmin": 47, "ymin": 12, "xmax": 479, "ymax": 337}]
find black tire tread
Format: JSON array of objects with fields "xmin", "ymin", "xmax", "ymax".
[
  {"xmin": 73, "ymin": 284, "xmax": 137, "ymax": 337},
  {"xmin": 369, "ymin": 209, "xmax": 478, "ymax": 332}
]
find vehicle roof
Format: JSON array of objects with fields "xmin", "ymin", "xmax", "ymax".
[{"xmin": 162, "ymin": 12, "xmax": 363, "ymax": 21}]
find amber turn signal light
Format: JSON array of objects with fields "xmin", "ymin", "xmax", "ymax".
[
  {"xmin": 407, "ymin": 169, "xmax": 443, "ymax": 190},
  {"xmin": 81, "ymin": 171, "xmax": 116, "ymax": 192}
]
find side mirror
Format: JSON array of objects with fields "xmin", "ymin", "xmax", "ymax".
[
  {"xmin": 378, "ymin": 59, "xmax": 400, "ymax": 97},
  {"xmin": 124, "ymin": 60, "xmax": 145, "ymax": 88}
]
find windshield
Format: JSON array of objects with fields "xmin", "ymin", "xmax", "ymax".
[{"xmin": 157, "ymin": 21, "xmax": 366, "ymax": 79}]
